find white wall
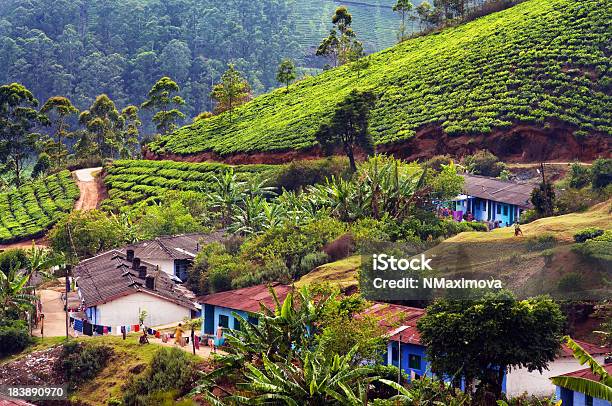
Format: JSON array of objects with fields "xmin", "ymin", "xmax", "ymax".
[
  {"xmin": 506, "ymin": 355, "xmax": 606, "ymax": 397},
  {"xmin": 96, "ymin": 292, "xmax": 191, "ymax": 328},
  {"xmin": 141, "ymin": 259, "xmax": 175, "ymax": 277}
]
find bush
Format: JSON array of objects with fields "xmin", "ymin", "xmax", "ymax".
[
  {"xmin": 272, "ymin": 157, "xmax": 350, "ymax": 191},
  {"xmin": 526, "ymin": 234, "xmax": 556, "ymax": 251},
  {"xmin": 573, "ymin": 228, "xmax": 604, "ymax": 243},
  {"xmin": 519, "ymin": 209, "xmax": 538, "ymax": 224},
  {"xmin": 555, "ymin": 188, "xmax": 599, "ymax": 214},
  {"xmin": 0, "ymin": 249, "xmax": 27, "ymax": 275},
  {"xmin": 591, "ymin": 158, "xmax": 612, "ymax": 189},
  {"xmin": 0, "ymin": 320, "xmax": 31, "ymax": 357},
  {"xmin": 322, "ymin": 233, "xmax": 355, "ymax": 262},
  {"xmin": 293, "ymin": 251, "xmax": 329, "ymax": 278},
  {"xmin": 55, "ymin": 341, "xmax": 113, "ymax": 389},
  {"xmin": 122, "ymin": 347, "xmax": 197, "ymax": 406},
  {"xmin": 463, "ymin": 150, "xmax": 506, "ymax": 177},
  {"xmin": 567, "ymin": 162, "xmax": 591, "ymax": 189},
  {"xmin": 557, "ymin": 272, "xmax": 584, "ymax": 292}
]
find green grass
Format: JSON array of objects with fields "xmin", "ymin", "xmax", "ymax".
[
  {"xmin": 0, "ymin": 170, "xmax": 80, "ymax": 243},
  {"xmin": 102, "ymin": 159, "xmax": 282, "ymax": 210},
  {"xmin": 296, "ymin": 255, "xmax": 362, "ymax": 290},
  {"xmin": 149, "ymin": 0, "xmax": 611, "ymax": 157}
]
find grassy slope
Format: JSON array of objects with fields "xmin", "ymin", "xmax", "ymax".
[
  {"xmin": 150, "ymin": 0, "xmax": 611, "ymax": 156},
  {"xmin": 298, "ymin": 200, "xmax": 612, "ymax": 291}
]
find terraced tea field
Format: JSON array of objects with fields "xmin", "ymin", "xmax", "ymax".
[
  {"xmin": 0, "ymin": 171, "xmax": 80, "ymax": 244},
  {"xmin": 149, "ymin": 0, "xmax": 611, "ymax": 158},
  {"xmin": 102, "ymin": 160, "xmax": 281, "ymax": 210}
]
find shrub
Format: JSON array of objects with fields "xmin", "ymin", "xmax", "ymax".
[
  {"xmin": 463, "ymin": 150, "xmax": 506, "ymax": 177},
  {"xmin": 567, "ymin": 162, "xmax": 591, "ymax": 189},
  {"xmin": 557, "ymin": 272, "xmax": 584, "ymax": 293},
  {"xmin": 591, "ymin": 158, "xmax": 612, "ymax": 190},
  {"xmin": 122, "ymin": 347, "xmax": 197, "ymax": 406},
  {"xmin": 424, "ymin": 155, "xmax": 453, "ymax": 172},
  {"xmin": 555, "ymin": 188, "xmax": 599, "ymax": 214},
  {"xmin": 55, "ymin": 341, "xmax": 113, "ymax": 389},
  {"xmin": 0, "ymin": 319, "xmax": 31, "ymax": 357},
  {"xmin": 0, "ymin": 249, "xmax": 27, "ymax": 275},
  {"xmin": 519, "ymin": 209, "xmax": 538, "ymax": 224},
  {"xmin": 232, "ymin": 257, "xmax": 290, "ymax": 289},
  {"xmin": 526, "ymin": 234, "xmax": 556, "ymax": 251},
  {"xmin": 272, "ymin": 157, "xmax": 350, "ymax": 191},
  {"xmin": 293, "ymin": 251, "xmax": 329, "ymax": 278},
  {"xmin": 573, "ymin": 228, "xmax": 604, "ymax": 243},
  {"xmin": 322, "ymin": 233, "xmax": 355, "ymax": 262}
]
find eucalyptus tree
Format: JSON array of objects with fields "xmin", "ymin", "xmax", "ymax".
[
  {"xmin": 78, "ymin": 94, "xmax": 123, "ymax": 158},
  {"xmin": 141, "ymin": 76, "xmax": 186, "ymax": 136},
  {"xmin": 276, "ymin": 59, "xmax": 296, "ymax": 92},
  {"xmin": 211, "ymin": 64, "xmax": 251, "ymax": 123},
  {"xmin": 393, "ymin": 0, "xmax": 414, "ymax": 42},
  {"xmin": 39, "ymin": 96, "xmax": 79, "ymax": 167}
]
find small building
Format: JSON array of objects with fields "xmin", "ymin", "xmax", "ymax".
[
  {"xmin": 198, "ymin": 283, "xmax": 292, "ymax": 335},
  {"xmin": 74, "ymin": 250, "xmax": 197, "ymax": 328},
  {"xmin": 553, "ymin": 362, "xmax": 612, "ymax": 406},
  {"xmin": 123, "ymin": 232, "xmax": 225, "ymax": 281},
  {"xmin": 506, "ymin": 340, "xmax": 611, "ymax": 397},
  {"xmin": 450, "ymin": 174, "xmax": 534, "ymax": 227}
]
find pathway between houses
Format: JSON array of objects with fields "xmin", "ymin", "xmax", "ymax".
[{"xmin": 33, "ymin": 288, "xmax": 69, "ymax": 338}]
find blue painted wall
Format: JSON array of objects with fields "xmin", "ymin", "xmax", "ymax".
[
  {"xmin": 452, "ymin": 197, "xmax": 523, "ymax": 228},
  {"xmin": 201, "ymin": 304, "xmax": 248, "ymax": 335},
  {"xmin": 555, "ymin": 386, "xmax": 609, "ymax": 406}
]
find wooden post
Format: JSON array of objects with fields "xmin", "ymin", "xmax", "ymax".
[
  {"xmin": 65, "ymin": 265, "xmax": 72, "ymax": 339},
  {"xmin": 191, "ymin": 326, "xmax": 196, "ymax": 355}
]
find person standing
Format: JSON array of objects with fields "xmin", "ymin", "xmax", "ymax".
[{"xmin": 174, "ymin": 323, "xmax": 184, "ymax": 346}]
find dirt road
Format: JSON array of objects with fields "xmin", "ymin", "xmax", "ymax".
[
  {"xmin": 34, "ymin": 288, "xmax": 69, "ymax": 338},
  {"xmin": 73, "ymin": 167, "xmax": 103, "ymax": 211}
]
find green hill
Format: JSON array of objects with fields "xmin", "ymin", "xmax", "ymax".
[
  {"xmin": 0, "ymin": 171, "xmax": 80, "ymax": 244},
  {"xmin": 148, "ymin": 0, "xmax": 611, "ymax": 160}
]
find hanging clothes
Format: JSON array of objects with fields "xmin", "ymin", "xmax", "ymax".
[
  {"xmin": 73, "ymin": 318, "xmax": 83, "ymax": 332},
  {"xmin": 194, "ymin": 336, "xmax": 200, "ymax": 350},
  {"xmin": 154, "ymin": 331, "xmax": 161, "ymax": 338},
  {"xmin": 94, "ymin": 325, "xmax": 104, "ymax": 335},
  {"xmin": 121, "ymin": 326, "xmax": 127, "ymax": 340},
  {"xmin": 103, "ymin": 326, "xmax": 109, "ymax": 335},
  {"xmin": 83, "ymin": 322, "xmax": 93, "ymax": 336},
  {"xmin": 147, "ymin": 328, "xmax": 154, "ymax": 335},
  {"xmin": 132, "ymin": 324, "xmax": 140, "ymax": 332}
]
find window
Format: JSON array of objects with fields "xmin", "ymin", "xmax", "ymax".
[
  {"xmin": 391, "ymin": 342, "xmax": 399, "ymax": 365},
  {"xmin": 496, "ymin": 204, "xmax": 501, "ymax": 214},
  {"xmin": 503, "ymin": 205, "xmax": 509, "ymax": 216},
  {"xmin": 585, "ymin": 395, "xmax": 593, "ymax": 406},
  {"xmin": 408, "ymin": 354, "xmax": 421, "ymax": 370},
  {"xmin": 218, "ymin": 314, "xmax": 229, "ymax": 328},
  {"xmin": 233, "ymin": 317, "xmax": 241, "ymax": 331}
]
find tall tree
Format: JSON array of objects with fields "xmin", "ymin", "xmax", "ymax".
[
  {"xmin": 276, "ymin": 59, "xmax": 296, "ymax": 93},
  {"xmin": 0, "ymin": 83, "xmax": 43, "ymax": 186},
  {"xmin": 315, "ymin": 90, "xmax": 377, "ymax": 172},
  {"xmin": 316, "ymin": 7, "xmax": 364, "ymax": 67},
  {"xmin": 40, "ymin": 96, "xmax": 79, "ymax": 167},
  {"xmin": 119, "ymin": 105, "xmax": 141, "ymax": 158},
  {"xmin": 141, "ymin": 76, "xmax": 186, "ymax": 136},
  {"xmin": 393, "ymin": 0, "xmax": 414, "ymax": 42},
  {"xmin": 211, "ymin": 64, "xmax": 251, "ymax": 123},
  {"xmin": 418, "ymin": 291, "xmax": 565, "ymax": 398},
  {"xmin": 78, "ymin": 94, "xmax": 123, "ymax": 159}
]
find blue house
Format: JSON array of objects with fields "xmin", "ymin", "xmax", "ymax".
[
  {"xmin": 449, "ymin": 174, "xmax": 534, "ymax": 228},
  {"xmin": 554, "ymin": 363, "xmax": 612, "ymax": 406},
  {"xmin": 198, "ymin": 283, "xmax": 292, "ymax": 336}
]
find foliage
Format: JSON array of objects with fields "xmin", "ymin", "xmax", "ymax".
[
  {"xmin": 0, "ymin": 249, "xmax": 27, "ymax": 275},
  {"xmin": 0, "ymin": 83, "xmax": 44, "ymax": 186},
  {"xmin": 56, "ymin": 341, "xmax": 114, "ymax": 390},
  {"xmin": 550, "ymin": 337, "xmax": 612, "ymax": 402},
  {"xmin": 463, "ymin": 150, "xmax": 506, "ymax": 178},
  {"xmin": 591, "ymin": 158, "xmax": 612, "ymax": 190},
  {"xmin": 123, "ymin": 347, "xmax": 197, "ymax": 406},
  {"xmin": 417, "ymin": 291, "xmax": 565, "ymax": 397},
  {"xmin": 571, "ymin": 229, "xmax": 612, "ymax": 264},
  {"xmin": 573, "ymin": 227, "xmax": 604, "ymax": 243},
  {"xmin": 316, "ymin": 89, "xmax": 376, "ymax": 171},
  {"xmin": 211, "ymin": 64, "xmax": 251, "ymax": 122},
  {"xmin": 557, "ymin": 272, "xmax": 584, "ymax": 293},
  {"xmin": 316, "ymin": 6, "xmax": 364, "ymax": 68},
  {"xmin": 149, "ymin": 0, "xmax": 611, "ymax": 157},
  {"xmin": 141, "ymin": 76, "xmax": 186, "ymax": 136},
  {"xmin": 525, "ymin": 233, "xmax": 556, "ymax": 251},
  {"xmin": 531, "ymin": 182, "xmax": 555, "ymax": 217},
  {"xmin": 39, "ymin": 96, "xmax": 79, "ymax": 167},
  {"xmin": 272, "ymin": 157, "xmax": 350, "ymax": 191},
  {"xmin": 393, "ymin": 0, "xmax": 414, "ymax": 42},
  {"xmin": 77, "ymin": 94, "xmax": 123, "ymax": 159},
  {"xmin": 49, "ymin": 209, "xmax": 127, "ymax": 260},
  {"xmin": 567, "ymin": 162, "xmax": 591, "ymax": 189},
  {"xmin": 0, "ymin": 170, "xmax": 79, "ymax": 244},
  {"xmin": 133, "ymin": 200, "xmax": 201, "ymax": 241},
  {"xmin": 0, "ymin": 319, "xmax": 32, "ymax": 357},
  {"xmin": 276, "ymin": 59, "xmax": 296, "ymax": 92}
]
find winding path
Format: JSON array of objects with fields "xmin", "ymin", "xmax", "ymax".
[{"xmin": 73, "ymin": 167, "xmax": 103, "ymax": 211}]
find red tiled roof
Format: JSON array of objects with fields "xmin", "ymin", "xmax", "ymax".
[
  {"xmin": 359, "ymin": 302, "xmax": 426, "ymax": 345},
  {"xmin": 198, "ymin": 283, "xmax": 292, "ymax": 313},
  {"xmin": 75, "ymin": 250, "xmax": 196, "ymax": 310},
  {"xmin": 124, "ymin": 232, "xmax": 225, "ymax": 260},
  {"xmin": 556, "ymin": 362, "xmax": 612, "ymax": 383},
  {"xmin": 559, "ymin": 339, "xmax": 611, "ymax": 358},
  {"xmin": 0, "ymin": 397, "xmax": 36, "ymax": 405},
  {"xmin": 462, "ymin": 174, "xmax": 534, "ymax": 208}
]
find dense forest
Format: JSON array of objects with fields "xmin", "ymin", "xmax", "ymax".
[{"xmin": 0, "ymin": 0, "xmax": 301, "ymax": 119}]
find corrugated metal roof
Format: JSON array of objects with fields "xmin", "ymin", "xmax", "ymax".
[
  {"xmin": 75, "ymin": 250, "xmax": 196, "ymax": 310},
  {"xmin": 359, "ymin": 302, "xmax": 426, "ymax": 345},
  {"xmin": 198, "ymin": 283, "xmax": 292, "ymax": 313},
  {"xmin": 556, "ymin": 362, "xmax": 612, "ymax": 382},
  {"xmin": 559, "ymin": 339, "xmax": 611, "ymax": 358},
  {"xmin": 462, "ymin": 174, "xmax": 535, "ymax": 208},
  {"xmin": 124, "ymin": 231, "xmax": 226, "ymax": 260}
]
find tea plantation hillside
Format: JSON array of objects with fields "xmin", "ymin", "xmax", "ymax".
[
  {"xmin": 0, "ymin": 171, "xmax": 80, "ymax": 244},
  {"xmin": 148, "ymin": 0, "xmax": 611, "ymax": 159},
  {"xmin": 102, "ymin": 160, "xmax": 281, "ymax": 211}
]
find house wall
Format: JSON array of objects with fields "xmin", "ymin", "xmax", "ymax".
[
  {"xmin": 507, "ymin": 356, "xmax": 606, "ymax": 397},
  {"xmin": 93, "ymin": 292, "xmax": 191, "ymax": 327},
  {"xmin": 201, "ymin": 304, "xmax": 248, "ymax": 335},
  {"xmin": 555, "ymin": 385, "xmax": 609, "ymax": 406},
  {"xmin": 452, "ymin": 197, "xmax": 523, "ymax": 228},
  {"xmin": 385, "ymin": 341, "xmax": 431, "ymax": 381}
]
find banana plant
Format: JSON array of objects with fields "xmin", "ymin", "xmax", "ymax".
[
  {"xmin": 0, "ymin": 265, "xmax": 37, "ymax": 319},
  {"xmin": 550, "ymin": 336, "xmax": 612, "ymax": 402}
]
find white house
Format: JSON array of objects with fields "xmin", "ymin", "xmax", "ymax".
[
  {"xmin": 122, "ymin": 232, "xmax": 225, "ymax": 281},
  {"xmin": 74, "ymin": 250, "xmax": 197, "ymax": 328},
  {"xmin": 505, "ymin": 339, "xmax": 610, "ymax": 397}
]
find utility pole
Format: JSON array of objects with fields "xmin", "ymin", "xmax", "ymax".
[{"xmin": 65, "ymin": 265, "xmax": 72, "ymax": 339}]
